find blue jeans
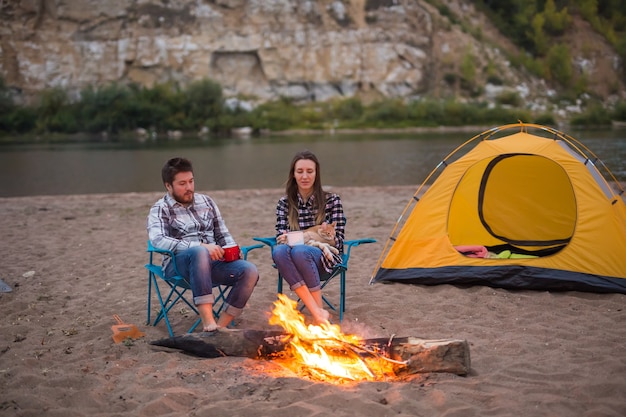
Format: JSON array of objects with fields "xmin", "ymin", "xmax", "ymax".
[
  {"xmin": 165, "ymin": 245, "xmax": 259, "ymax": 318},
  {"xmin": 272, "ymin": 244, "xmax": 324, "ymax": 291}
]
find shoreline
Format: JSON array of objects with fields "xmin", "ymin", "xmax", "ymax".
[
  {"xmin": 266, "ymin": 125, "xmax": 496, "ymax": 136},
  {"xmin": 0, "ymin": 125, "xmax": 494, "ymax": 146},
  {"xmin": 2, "ymin": 121, "xmax": 625, "ymax": 147},
  {"xmin": 0, "ymin": 184, "xmax": 419, "ymax": 200}
]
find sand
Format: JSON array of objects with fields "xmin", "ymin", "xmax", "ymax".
[{"xmin": 1, "ymin": 186, "xmax": 625, "ymax": 417}]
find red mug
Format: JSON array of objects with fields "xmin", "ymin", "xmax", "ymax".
[{"xmin": 223, "ymin": 244, "xmax": 240, "ymax": 262}]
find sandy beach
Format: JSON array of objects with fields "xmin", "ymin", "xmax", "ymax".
[{"xmin": 1, "ymin": 186, "xmax": 625, "ymax": 416}]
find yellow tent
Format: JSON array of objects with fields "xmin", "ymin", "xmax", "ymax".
[{"xmin": 370, "ymin": 123, "xmax": 626, "ymax": 293}]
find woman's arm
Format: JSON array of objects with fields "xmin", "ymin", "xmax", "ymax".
[
  {"xmin": 325, "ymin": 193, "xmax": 346, "ymax": 251},
  {"xmin": 275, "ymin": 197, "xmax": 290, "ymax": 243}
]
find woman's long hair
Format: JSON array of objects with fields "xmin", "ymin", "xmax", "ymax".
[{"xmin": 285, "ymin": 150, "xmax": 326, "ymax": 230}]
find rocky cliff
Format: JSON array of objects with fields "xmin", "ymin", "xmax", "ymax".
[{"xmin": 1, "ymin": 0, "xmax": 623, "ymax": 107}]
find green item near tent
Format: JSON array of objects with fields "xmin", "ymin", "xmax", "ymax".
[
  {"xmin": 496, "ymin": 250, "xmax": 511, "ymax": 259},
  {"xmin": 508, "ymin": 253, "xmax": 538, "ymax": 259},
  {"xmin": 495, "ymin": 250, "xmax": 537, "ymax": 259}
]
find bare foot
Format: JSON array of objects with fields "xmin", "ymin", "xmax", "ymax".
[
  {"xmin": 313, "ymin": 308, "xmax": 330, "ymax": 326},
  {"xmin": 203, "ymin": 323, "xmax": 218, "ymax": 332}
]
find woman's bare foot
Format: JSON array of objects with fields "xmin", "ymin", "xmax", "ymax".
[
  {"xmin": 312, "ymin": 308, "xmax": 330, "ymax": 326},
  {"xmin": 216, "ymin": 312, "xmax": 235, "ymax": 329}
]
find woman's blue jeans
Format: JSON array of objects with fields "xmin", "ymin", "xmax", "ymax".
[
  {"xmin": 272, "ymin": 244, "xmax": 324, "ymax": 291},
  {"xmin": 165, "ymin": 245, "xmax": 259, "ymax": 318}
]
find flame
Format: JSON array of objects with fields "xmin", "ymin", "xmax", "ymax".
[{"xmin": 269, "ymin": 294, "xmax": 397, "ymax": 383}]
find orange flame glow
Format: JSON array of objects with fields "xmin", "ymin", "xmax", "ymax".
[{"xmin": 269, "ymin": 294, "xmax": 398, "ymax": 383}]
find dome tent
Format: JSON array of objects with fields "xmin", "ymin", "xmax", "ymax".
[{"xmin": 370, "ymin": 123, "xmax": 626, "ymax": 293}]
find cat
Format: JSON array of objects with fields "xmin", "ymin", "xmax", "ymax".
[{"xmin": 303, "ymin": 222, "xmax": 339, "ymax": 261}]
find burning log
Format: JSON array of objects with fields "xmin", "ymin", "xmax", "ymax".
[
  {"xmin": 150, "ymin": 330, "xmax": 471, "ymax": 376},
  {"xmin": 364, "ymin": 336, "xmax": 471, "ymax": 376}
]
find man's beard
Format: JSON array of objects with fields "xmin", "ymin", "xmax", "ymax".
[{"xmin": 173, "ymin": 190, "xmax": 194, "ymax": 205}]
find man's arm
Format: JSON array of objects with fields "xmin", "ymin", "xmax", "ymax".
[{"xmin": 207, "ymin": 197, "xmax": 237, "ymax": 248}]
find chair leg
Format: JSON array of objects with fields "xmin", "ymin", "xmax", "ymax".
[
  {"xmin": 339, "ymin": 271, "xmax": 346, "ymax": 322},
  {"xmin": 213, "ymin": 285, "xmax": 231, "ymax": 317},
  {"xmin": 277, "ymin": 272, "xmax": 284, "ymax": 294},
  {"xmin": 317, "ymin": 271, "xmax": 346, "ymax": 322},
  {"xmin": 150, "ymin": 277, "xmax": 176, "ymax": 338},
  {"xmin": 150, "ymin": 276, "xmax": 201, "ymax": 337},
  {"xmin": 147, "ymin": 271, "xmax": 153, "ymax": 326},
  {"xmin": 187, "ymin": 317, "xmax": 202, "ymax": 333}
]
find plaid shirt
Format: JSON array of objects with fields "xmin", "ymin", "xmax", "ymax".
[
  {"xmin": 147, "ymin": 193, "xmax": 236, "ymax": 269},
  {"xmin": 275, "ymin": 192, "xmax": 346, "ymax": 272}
]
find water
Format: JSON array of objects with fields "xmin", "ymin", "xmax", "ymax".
[{"xmin": 0, "ymin": 128, "xmax": 624, "ymax": 198}]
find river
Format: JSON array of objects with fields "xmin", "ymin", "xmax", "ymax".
[{"xmin": 0, "ymin": 128, "xmax": 624, "ymax": 198}]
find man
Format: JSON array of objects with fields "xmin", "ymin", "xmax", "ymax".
[{"xmin": 147, "ymin": 157, "xmax": 259, "ymax": 331}]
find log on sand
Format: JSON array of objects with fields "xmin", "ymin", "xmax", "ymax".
[
  {"xmin": 150, "ymin": 329, "xmax": 288, "ymax": 359},
  {"xmin": 150, "ymin": 329, "xmax": 471, "ymax": 376},
  {"xmin": 367, "ymin": 336, "xmax": 471, "ymax": 376}
]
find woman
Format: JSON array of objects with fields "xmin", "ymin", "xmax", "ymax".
[{"xmin": 272, "ymin": 150, "xmax": 346, "ymax": 324}]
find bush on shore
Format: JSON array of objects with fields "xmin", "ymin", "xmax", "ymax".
[{"xmin": 0, "ymin": 76, "xmax": 624, "ymax": 142}]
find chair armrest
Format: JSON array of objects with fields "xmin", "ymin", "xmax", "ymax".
[
  {"xmin": 344, "ymin": 238, "xmax": 377, "ymax": 247},
  {"xmin": 241, "ymin": 243, "xmax": 264, "ymax": 260},
  {"xmin": 251, "ymin": 236, "xmax": 376, "ymax": 268},
  {"xmin": 147, "ymin": 240, "xmax": 175, "ymax": 257},
  {"xmin": 147, "ymin": 239, "xmax": 183, "ymax": 277},
  {"xmin": 149, "ymin": 240, "xmax": 265, "ymax": 263},
  {"xmin": 342, "ymin": 238, "xmax": 377, "ymax": 266},
  {"xmin": 252, "ymin": 236, "xmax": 278, "ymax": 248}
]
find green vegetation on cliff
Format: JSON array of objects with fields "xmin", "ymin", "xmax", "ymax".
[
  {"xmin": 475, "ymin": 0, "xmax": 626, "ymax": 85},
  {"xmin": 1, "ymin": 0, "xmax": 625, "ymax": 140},
  {"xmin": 1, "ymin": 75, "xmax": 625, "ymax": 140}
]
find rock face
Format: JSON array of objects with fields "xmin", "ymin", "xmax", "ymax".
[{"xmin": 0, "ymin": 0, "xmax": 622, "ymax": 105}]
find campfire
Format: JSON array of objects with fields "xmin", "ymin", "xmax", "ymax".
[
  {"xmin": 151, "ymin": 297, "xmax": 471, "ymax": 382},
  {"xmin": 268, "ymin": 294, "xmax": 399, "ymax": 383}
]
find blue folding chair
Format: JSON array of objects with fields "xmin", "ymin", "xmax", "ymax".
[
  {"xmin": 252, "ymin": 236, "xmax": 376, "ymax": 322},
  {"xmin": 145, "ymin": 240, "xmax": 263, "ymax": 337}
]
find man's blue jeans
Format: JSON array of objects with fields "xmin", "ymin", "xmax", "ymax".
[
  {"xmin": 272, "ymin": 244, "xmax": 324, "ymax": 291},
  {"xmin": 165, "ymin": 245, "xmax": 259, "ymax": 318}
]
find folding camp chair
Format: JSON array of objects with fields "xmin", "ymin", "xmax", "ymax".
[
  {"xmin": 145, "ymin": 240, "xmax": 263, "ymax": 337},
  {"xmin": 252, "ymin": 236, "xmax": 376, "ymax": 322}
]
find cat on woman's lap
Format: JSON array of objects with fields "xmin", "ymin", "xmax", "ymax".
[{"xmin": 279, "ymin": 222, "xmax": 339, "ymax": 261}]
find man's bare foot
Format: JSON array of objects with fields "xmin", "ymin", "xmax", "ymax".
[{"xmin": 203, "ymin": 323, "xmax": 218, "ymax": 332}]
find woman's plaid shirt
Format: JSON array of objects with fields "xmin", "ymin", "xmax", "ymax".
[{"xmin": 275, "ymin": 192, "xmax": 346, "ymax": 272}]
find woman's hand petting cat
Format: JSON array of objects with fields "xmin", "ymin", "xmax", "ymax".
[{"xmin": 276, "ymin": 233, "xmax": 288, "ymax": 244}]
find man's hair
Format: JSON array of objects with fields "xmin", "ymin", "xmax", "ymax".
[{"xmin": 162, "ymin": 157, "xmax": 193, "ymax": 185}]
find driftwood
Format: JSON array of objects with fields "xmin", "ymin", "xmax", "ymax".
[
  {"xmin": 150, "ymin": 329, "xmax": 471, "ymax": 376},
  {"xmin": 150, "ymin": 329, "xmax": 288, "ymax": 358},
  {"xmin": 365, "ymin": 336, "xmax": 471, "ymax": 376}
]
